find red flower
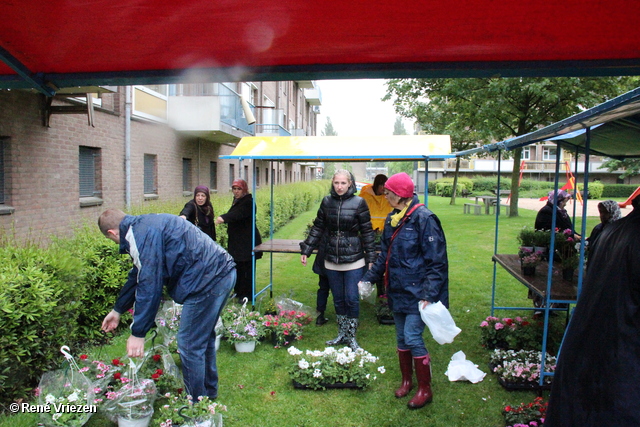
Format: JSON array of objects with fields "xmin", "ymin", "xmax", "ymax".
[
  {"xmin": 504, "ymin": 406, "xmax": 512, "ymax": 412},
  {"xmin": 505, "ymin": 318, "xmax": 513, "ymax": 325},
  {"xmin": 155, "ymin": 369, "xmax": 163, "ymax": 375},
  {"xmin": 151, "ymin": 373, "xmax": 160, "ymax": 380},
  {"xmin": 79, "ymin": 354, "xmax": 88, "ymax": 360},
  {"xmin": 270, "ymin": 391, "xmax": 276, "ymax": 396},
  {"xmin": 113, "ymin": 372, "xmax": 122, "ymax": 380},
  {"xmin": 112, "ymin": 358, "xmax": 122, "ymax": 366}
]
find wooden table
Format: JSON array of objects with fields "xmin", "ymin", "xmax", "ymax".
[
  {"xmin": 492, "ymin": 254, "xmax": 578, "ymax": 301},
  {"xmin": 254, "ymin": 239, "xmax": 316, "ymax": 254}
]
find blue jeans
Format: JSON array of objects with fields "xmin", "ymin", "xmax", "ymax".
[
  {"xmin": 178, "ymin": 269, "xmax": 236, "ymax": 399},
  {"xmin": 394, "ymin": 312, "xmax": 428, "ymax": 357},
  {"xmin": 324, "ymin": 266, "xmax": 366, "ymax": 318}
]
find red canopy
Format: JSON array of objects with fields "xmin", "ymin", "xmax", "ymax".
[{"xmin": 1, "ymin": 0, "xmax": 640, "ymax": 94}]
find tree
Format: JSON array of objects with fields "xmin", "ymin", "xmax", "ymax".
[
  {"xmin": 321, "ymin": 117, "xmax": 338, "ymax": 137},
  {"xmin": 599, "ymin": 158, "xmax": 640, "ymax": 181},
  {"xmin": 393, "ymin": 116, "xmax": 407, "ymax": 135},
  {"xmin": 384, "ymin": 77, "xmax": 640, "ymax": 214},
  {"xmin": 386, "ymin": 116, "xmax": 412, "ymax": 177},
  {"xmin": 321, "ymin": 117, "xmax": 339, "ymax": 178}
]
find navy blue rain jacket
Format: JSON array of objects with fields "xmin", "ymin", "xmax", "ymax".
[
  {"xmin": 113, "ymin": 214, "xmax": 235, "ymax": 337},
  {"xmin": 362, "ymin": 196, "xmax": 449, "ymax": 313}
]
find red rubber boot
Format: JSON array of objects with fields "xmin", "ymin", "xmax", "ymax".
[
  {"xmin": 395, "ymin": 349, "xmax": 413, "ymax": 398},
  {"xmin": 408, "ymin": 354, "xmax": 433, "ymax": 409}
]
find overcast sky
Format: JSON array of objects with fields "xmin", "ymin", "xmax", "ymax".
[{"xmin": 315, "ymin": 79, "xmax": 414, "ymax": 137}]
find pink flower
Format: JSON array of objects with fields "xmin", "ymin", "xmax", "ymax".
[
  {"xmin": 495, "ymin": 323, "xmax": 504, "ymax": 330},
  {"xmin": 480, "ymin": 321, "xmax": 489, "ymax": 327}
]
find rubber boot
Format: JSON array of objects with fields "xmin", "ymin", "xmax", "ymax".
[
  {"xmin": 408, "ymin": 354, "xmax": 433, "ymax": 409},
  {"xmin": 344, "ymin": 317, "xmax": 361, "ymax": 351},
  {"xmin": 316, "ymin": 311, "xmax": 328, "ymax": 326},
  {"xmin": 395, "ymin": 349, "xmax": 413, "ymax": 398},
  {"xmin": 325, "ymin": 314, "xmax": 347, "ymax": 345}
]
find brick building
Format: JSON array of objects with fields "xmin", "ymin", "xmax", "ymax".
[{"xmin": 0, "ymin": 81, "xmax": 321, "ymax": 242}]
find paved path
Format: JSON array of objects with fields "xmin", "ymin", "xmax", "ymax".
[{"xmin": 513, "ymin": 198, "xmax": 632, "ymax": 218}]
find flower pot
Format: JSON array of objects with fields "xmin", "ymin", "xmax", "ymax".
[
  {"xmin": 521, "ymin": 265, "xmax": 536, "ymax": 276},
  {"xmin": 118, "ymin": 415, "xmax": 152, "ymax": 427},
  {"xmin": 562, "ymin": 268, "xmax": 575, "ymax": 281},
  {"xmin": 215, "ymin": 335, "xmax": 222, "ymax": 352},
  {"xmin": 234, "ymin": 341, "xmax": 256, "ymax": 353}
]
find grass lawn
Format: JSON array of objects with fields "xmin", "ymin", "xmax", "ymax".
[{"xmin": 0, "ymin": 196, "xmax": 601, "ymax": 427}]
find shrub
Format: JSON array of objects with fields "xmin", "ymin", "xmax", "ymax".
[
  {"xmin": 0, "ymin": 245, "xmax": 84, "ymax": 406},
  {"xmin": 602, "ymin": 183, "xmax": 639, "ymax": 198},
  {"xmin": 429, "ymin": 178, "xmax": 473, "ymax": 195}
]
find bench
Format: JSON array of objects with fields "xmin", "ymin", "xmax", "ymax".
[
  {"xmin": 488, "ymin": 203, "xmax": 511, "ymax": 215},
  {"xmin": 464, "ymin": 203, "xmax": 483, "ymax": 215},
  {"xmin": 493, "ymin": 189, "xmax": 511, "ymax": 197}
]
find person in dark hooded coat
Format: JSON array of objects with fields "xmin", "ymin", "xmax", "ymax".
[{"xmin": 545, "ymin": 195, "xmax": 640, "ymax": 426}]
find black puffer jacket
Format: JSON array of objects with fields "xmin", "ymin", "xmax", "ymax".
[{"xmin": 300, "ymin": 180, "xmax": 376, "ymax": 265}]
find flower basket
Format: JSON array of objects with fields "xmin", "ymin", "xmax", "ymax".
[
  {"xmin": 155, "ymin": 301, "xmax": 182, "ymax": 350},
  {"xmin": 263, "ymin": 310, "xmax": 307, "ymax": 348},
  {"xmin": 102, "ymin": 361, "xmax": 157, "ymax": 423},
  {"xmin": 137, "ymin": 346, "xmax": 183, "ymax": 396},
  {"xmin": 489, "ymin": 349, "xmax": 556, "ymax": 390},
  {"xmin": 287, "ymin": 346, "xmax": 385, "ymax": 390},
  {"xmin": 223, "ymin": 298, "xmax": 266, "ymax": 348},
  {"xmin": 375, "ymin": 295, "xmax": 395, "ymax": 325},
  {"xmin": 152, "ymin": 394, "xmax": 226, "ymax": 427}
]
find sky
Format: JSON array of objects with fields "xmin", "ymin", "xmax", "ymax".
[{"xmin": 315, "ymin": 79, "xmax": 414, "ymax": 137}]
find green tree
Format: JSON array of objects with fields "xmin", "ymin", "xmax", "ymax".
[
  {"xmin": 387, "ymin": 116, "xmax": 412, "ymax": 176},
  {"xmin": 599, "ymin": 158, "xmax": 640, "ymax": 181},
  {"xmin": 384, "ymin": 77, "xmax": 639, "ymax": 214},
  {"xmin": 321, "ymin": 117, "xmax": 338, "ymax": 178},
  {"xmin": 393, "ymin": 116, "xmax": 407, "ymax": 135}
]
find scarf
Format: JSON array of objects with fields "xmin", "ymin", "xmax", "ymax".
[{"xmin": 390, "ymin": 200, "xmax": 413, "ymax": 227}]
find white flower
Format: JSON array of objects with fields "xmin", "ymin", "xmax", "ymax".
[
  {"xmin": 67, "ymin": 391, "xmax": 79, "ymax": 402},
  {"xmin": 312, "ymin": 361, "xmax": 321, "ymax": 367},
  {"xmin": 288, "ymin": 347, "xmax": 303, "ymax": 356},
  {"xmin": 313, "ymin": 369, "xmax": 323, "ymax": 378},
  {"xmin": 45, "ymin": 394, "xmax": 56, "ymax": 404},
  {"xmin": 377, "ymin": 366, "xmax": 386, "ymax": 374},
  {"xmin": 298, "ymin": 359, "xmax": 310, "ymax": 369},
  {"xmin": 366, "ymin": 374, "xmax": 370, "ymax": 379}
]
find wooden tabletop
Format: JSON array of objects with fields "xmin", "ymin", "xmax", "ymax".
[
  {"xmin": 492, "ymin": 254, "xmax": 578, "ymax": 301},
  {"xmin": 254, "ymin": 239, "xmax": 316, "ymax": 254}
]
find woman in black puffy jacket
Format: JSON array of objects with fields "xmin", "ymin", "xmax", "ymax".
[{"xmin": 300, "ymin": 170, "xmax": 376, "ymax": 351}]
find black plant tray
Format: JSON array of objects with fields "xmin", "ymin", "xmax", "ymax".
[
  {"xmin": 377, "ymin": 315, "xmax": 395, "ymax": 325},
  {"xmin": 498, "ymin": 377, "xmax": 552, "ymax": 391},
  {"xmin": 292, "ymin": 380, "xmax": 362, "ymax": 390}
]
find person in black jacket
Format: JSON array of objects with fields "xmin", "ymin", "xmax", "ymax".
[
  {"xmin": 300, "ymin": 169, "xmax": 376, "ymax": 351},
  {"xmin": 215, "ymin": 179, "xmax": 262, "ymax": 303},
  {"xmin": 360, "ymin": 172, "xmax": 449, "ymax": 410},
  {"xmin": 179, "ymin": 185, "xmax": 216, "ymax": 241},
  {"xmin": 534, "ymin": 189, "xmax": 581, "ymax": 240},
  {"xmin": 545, "ymin": 195, "xmax": 640, "ymax": 426}
]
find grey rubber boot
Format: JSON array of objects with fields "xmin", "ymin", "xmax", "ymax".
[
  {"xmin": 344, "ymin": 317, "xmax": 361, "ymax": 351},
  {"xmin": 325, "ymin": 314, "xmax": 348, "ymax": 345}
]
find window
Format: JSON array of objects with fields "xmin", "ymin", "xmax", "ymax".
[
  {"xmin": 543, "ymin": 146, "xmax": 557, "ymax": 161},
  {"xmin": 522, "ymin": 147, "xmax": 531, "ymax": 160},
  {"xmin": 255, "ymin": 167, "xmax": 260, "ymax": 186},
  {"xmin": 244, "ymin": 165, "xmax": 249, "ymax": 181},
  {"xmin": 144, "ymin": 154, "xmax": 158, "ymax": 195},
  {"xmin": 210, "ymin": 161, "xmax": 218, "ymax": 190},
  {"xmin": 79, "ymin": 146, "xmax": 101, "ymax": 198},
  {"xmin": 265, "ymin": 167, "xmax": 269, "ymax": 185},
  {"xmin": 182, "ymin": 158, "xmax": 192, "ymax": 192},
  {"xmin": 229, "ymin": 164, "xmax": 235, "ymax": 187},
  {"xmin": 0, "ymin": 139, "xmax": 5, "ymax": 204}
]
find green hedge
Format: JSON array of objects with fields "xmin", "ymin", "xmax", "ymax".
[
  {"xmin": 602, "ymin": 183, "xmax": 640, "ymax": 198},
  {"xmin": 0, "ymin": 181, "xmax": 327, "ymax": 406},
  {"xmin": 429, "ymin": 177, "xmax": 474, "ymax": 195}
]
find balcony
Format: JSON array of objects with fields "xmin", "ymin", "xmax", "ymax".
[
  {"xmin": 255, "ymin": 124, "xmax": 291, "ymax": 136},
  {"xmin": 304, "ymin": 87, "xmax": 322, "ymax": 106},
  {"xmin": 296, "ymin": 80, "xmax": 315, "ymax": 89},
  {"xmin": 167, "ymin": 83, "xmax": 254, "ymax": 143}
]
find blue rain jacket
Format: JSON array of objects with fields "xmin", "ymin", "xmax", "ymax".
[{"xmin": 113, "ymin": 214, "xmax": 235, "ymax": 337}]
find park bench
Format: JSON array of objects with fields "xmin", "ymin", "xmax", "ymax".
[{"xmin": 463, "ymin": 203, "xmax": 482, "ymax": 215}]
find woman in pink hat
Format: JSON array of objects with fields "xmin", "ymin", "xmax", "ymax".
[{"xmin": 360, "ymin": 172, "xmax": 449, "ymax": 410}]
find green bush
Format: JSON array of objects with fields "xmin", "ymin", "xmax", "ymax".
[
  {"xmin": 430, "ymin": 177, "xmax": 473, "ymax": 195},
  {"xmin": 468, "ymin": 176, "xmax": 512, "ymax": 193},
  {"xmin": 579, "ymin": 180, "xmax": 604, "ymax": 199},
  {"xmin": 0, "ymin": 246, "xmax": 84, "ymax": 406},
  {"xmin": 602, "ymin": 183, "xmax": 639, "ymax": 198}
]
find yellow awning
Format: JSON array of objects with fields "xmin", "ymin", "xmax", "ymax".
[{"xmin": 220, "ymin": 135, "xmax": 452, "ymax": 162}]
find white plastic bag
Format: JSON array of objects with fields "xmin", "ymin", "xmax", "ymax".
[
  {"xmin": 444, "ymin": 351, "xmax": 486, "ymax": 383},
  {"xmin": 357, "ymin": 281, "xmax": 377, "ymax": 305},
  {"xmin": 419, "ymin": 301, "xmax": 461, "ymax": 344}
]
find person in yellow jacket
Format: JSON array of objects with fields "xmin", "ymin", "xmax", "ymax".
[{"xmin": 359, "ymin": 174, "xmax": 392, "ymax": 232}]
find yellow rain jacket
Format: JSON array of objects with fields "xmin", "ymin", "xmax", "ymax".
[{"xmin": 359, "ymin": 184, "xmax": 393, "ymax": 232}]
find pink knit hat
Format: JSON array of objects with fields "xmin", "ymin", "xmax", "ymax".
[{"xmin": 384, "ymin": 172, "xmax": 414, "ymax": 198}]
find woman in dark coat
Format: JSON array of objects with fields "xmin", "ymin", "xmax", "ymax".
[
  {"xmin": 215, "ymin": 179, "xmax": 262, "ymax": 303},
  {"xmin": 179, "ymin": 185, "xmax": 216, "ymax": 241},
  {"xmin": 300, "ymin": 169, "xmax": 376, "ymax": 351},
  {"xmin": 361, "ymin": 172, "xmax": 449, "ymax": 410},
  {"xmin": 534, "ymin": 189, "xmax": 580, "ymax": 239},
  {"xmin": 545, "ymin": 196, "xmax": 640, "ymax": 426}
]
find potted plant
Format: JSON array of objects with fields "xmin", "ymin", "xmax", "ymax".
[
  {"xmin": 518, "ymin": 248, "xmax": 542, "ymax": 276},
  {"xmin": 153, "ymin": 393, "xmax": 227, "ymax": 427},
  {"xmin": 224, "ymin": 299, "xmax": 266, "ymax": 352},
  {"xmin": 517, "ymin": 226, "xmax": 537, "ymax": 252},
  {"xmin": 75, "ymin": 353, "xmax": 126, "ymax": 389},
  {"xmin": 375, "ymin": 295, "xmax": 394, "ymax": 324},
  {"xmin": 287, "ymin": 346, "xmax": 385, "ymax": 390},
  {"xmin": 137, "ymin": 348, "xmax": 184, "ymax": 396},
  {"xmin": 39, "ymin": 382, "xmax": 94, "ymax": 427},
  {"xmin": 532, "ymin": 230, "xmax": 551, "ymax": 259},
  {"xmin": 503, "ymin": 396, "xmax": 548, "ymax": 427},
  {"xmin": 103, "ymin": 378, "xmax": 157, "ymax": 427},
  {"xmin": 263, "ymin": 311, "xmax": 307, "ymax": 348},
  {"xmin": 554, "ymin": 228, "xmax": 580, "ymax": 280},
  {"xmin": 489, "ymin": 349, "xmax": 556, "ymax": 390}
]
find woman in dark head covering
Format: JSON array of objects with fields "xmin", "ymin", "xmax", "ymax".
[
  {"xmin": 215, "ymin": 179, "xmax": 262, "ymax": 302},
  {"xmin": 587, "ymin": 199, "xmax": 622, "ymax": 256},
  {"xmin": 180, "ymin": 185, "xmax": 216, "ymax": 241},
  {"xmin": 534, "ymin": 189, "xmax": 581, "ymax": 239}
]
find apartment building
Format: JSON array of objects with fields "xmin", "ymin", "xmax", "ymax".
[{"xmin": 0, "ymin": 81, "xmax": 321, "ymax": 242}]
